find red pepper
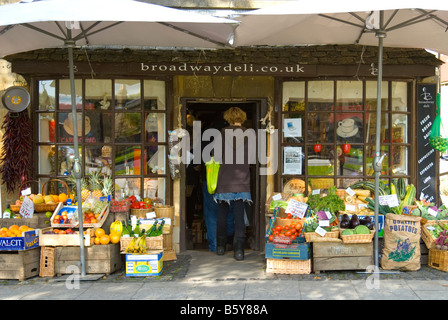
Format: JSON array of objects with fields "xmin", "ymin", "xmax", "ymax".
[
  {"xmin": 342, "ymin": 142, "xmax": 351, "ymax": 154},
  {"xmin": 128, "ymin": 195, "xmax": 137, "ymax": 203},
  {"xmin": 314, "ymin": 143, "xmax": 322, "ymax": 153},
  {"xmin": 130, "ymin": 202, "xmax": 140, "ymax": 209}
]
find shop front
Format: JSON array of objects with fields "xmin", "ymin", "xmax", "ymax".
[{"xmin": 4, "ymin": 44, "xmax": 442, "ymax": 254}]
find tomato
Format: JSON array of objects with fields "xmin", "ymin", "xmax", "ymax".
[
  {"xmin": 295, "ymin": 222, "xmax": 303, "ymax": 231},
  {"xmin": 285, "ymin": 230, "xmax": 292, "ymax": 237},
  {"xmin": 342, "ymin": 142, "xmax": 351, "ymax": 154},
  {"xmin": 291, "ymin": 235, "xmax": 296, "ymax": 240},
  {"xmin": 314, "ymin": 143, "xmax": 322, "ymax": 153},
  {"xmin": 275, "ymin": 226, "xmax": 282, "ymax": 231},
  {"xmin": 286, "ymin": 213, "xmax": 292, "ymax": 219},
  {"xmin": 268, "ymin": 235, "xmax": 274, "ymax": 242}
]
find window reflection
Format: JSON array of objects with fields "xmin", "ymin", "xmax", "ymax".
[
  {"xmin": 115, "ymin": 113, "xmax": 141, "ymax": 143},
  {"xmin": 115, "ymin": 79, "xmax": 141, "ymax": 110}
]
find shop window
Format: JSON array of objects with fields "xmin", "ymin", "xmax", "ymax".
[
  {"xmin": 281, "ymin": 79, "xmax": 411, "ymax": 193},
  {"xmin": 35, "ymin": 78, "xmax": 169, "ymax": 204}
]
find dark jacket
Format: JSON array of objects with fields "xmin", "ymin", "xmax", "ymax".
[{"xmin": 215, "ymin": 125, "xmax": 254, "ymax": 194}]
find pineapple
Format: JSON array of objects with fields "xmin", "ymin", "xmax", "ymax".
[
  {"xmin": 89, "ymin": 171, "xmax": 103, "ymax": 199},
  {"xmin": 102, "ymin": 175, "xmax": 114, "ymax": 198},
  {"xmin": 81, "ymin": 176, "xmax": 91, "ymax": 202}
]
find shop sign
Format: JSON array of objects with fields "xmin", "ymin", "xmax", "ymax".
[
  {"xmin": 417, "ymin": 83, "xmax": 437, "ymax": 203},
  {"xmin": 136, "ymin": 62, "xmax": 316, "ymax": 76}
]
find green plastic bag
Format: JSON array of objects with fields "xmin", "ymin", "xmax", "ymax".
[
  {"xmin": 429, "ymin": 93, "xmax": 448, "ymax": 152},
  {"xmin": 205, "ymin": 157, "xmax": 220, "ymax": 194}
]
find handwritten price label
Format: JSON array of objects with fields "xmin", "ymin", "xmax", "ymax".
[{"xmin": 19, "ymin": 196, "xmax": 34, "ymax": 219}]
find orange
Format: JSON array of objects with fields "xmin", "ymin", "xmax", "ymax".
[
  {"xmin": 90, "ymin": 218, "xmax": 97, "ymax": 224},
  {"xmin": 52, "ymin": 195, "xmax": 59, "ymax": 203},
  {"xmin": 94, "ymin": 228, "xmax": 105, "ymax": 238},
  {"xmin": 109, "ymin": 233, "xmax": 120, "ymax": 244},
  {"xmin": 94, "ymin": 237, "xmax": 101, "ymax": 245},
  {"xmin": 19, "ymin": 225, "xmax": 29, "ymax": 233},
  {"xmin": 100, "ymin": 234, "xmax": 110, "ymax": 245},
  {"xmin": 58, "ymin": 193, "xmax": 68, "ymax": 204},
  {"xmin": 9, "ymin": 225, "xmax": 19, "ymax": 232}
]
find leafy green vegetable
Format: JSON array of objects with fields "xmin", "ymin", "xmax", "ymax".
[{"xmin": 307, "ymin": 193, "xmax": 345, "ymax": 213}]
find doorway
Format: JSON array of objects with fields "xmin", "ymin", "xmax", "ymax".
[{"xmin": 179, "ymin": 99, "xmax": 267, "ymax": 253}]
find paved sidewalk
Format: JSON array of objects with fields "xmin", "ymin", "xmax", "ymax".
[{"xmin": 1, "ymin": 250, "xmax": 447, "ymax": 301}]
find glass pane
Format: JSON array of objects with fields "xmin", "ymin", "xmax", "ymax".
[
  {"xmin": 282, "ymin": 113, "xmax": 304, "ymax": 143},
  {"xmin": 85, "ymin": 112, "xmax": 113, "ymax": 143},
  {"xmin": 58, "ymin": 79, "xmax": 82, "ymax": 110},
  {"xmin": 144, "ymin": 178, "xmax": 166, "ymax": 203},
  {"xmin": 58, "ymin": 112, "xmax": 88, "ymax": 143},
  {"xmin": 115, "ymin": 79, "xmax": 141, "ymax": 110},
  {"xmin": 38, "ymin": 113, "xmax": 55, "ymax": 143},
  {"xmin": 308, "ymin": 177, "xmax": 334, "ymax": 191},
  {"xmin": 306, "ymin": 112, "xmax": 332, "ymax": 142},
  {"xmin": 85, "ymin": 79, "xmax": 112, "ymax": 110},
  {"xmin": 391, "ymin": 81, "xmax": 408, "ymax": 112},
  {"xmin": 144, "ymin": 80, "xmax": 165, "ymax": 110},
  {"xmin": 38, "ymin": 145, "xmax": 55, "ymax": 175},
  {"xmin": 334, "ymin": 112, "xmax": 363, "ymax": 143},
  {"xmin": 391, "ymin": 115, "xmax": 408, "ymax": 143},
  {"xmin": 282, "ymin": 81, "xmax": 305, "ymax": 111},
  {"xmin": 391, "ymin": 145, "xmax": 408, "ymax": 175},
  {"xmin": 85, "ymin": 146, "xmax": 113, "ymax": 176},
  {"xmin": 337, "ymin": 145, "xmax": 363, "ymax": 176},
  {"xmin": 366, "ymin": 80, "xmax": 388, "ymax": 111},
  {"xmin": 115, "ymin": 145, "xmax": 142, "ymax": 175},
  {"xmin": 337, "ymin": 178, "xmax": 362, "ymax": 189},
  {"xmin": 145, "ymin": 113, "xmax": 166, "ymax": 143},
  {"xmin": 39, "ymin": 80, "xmax": 56, "ymax": 110},
  {"xmin": 307, "ymin": 145, "xmax": 334, "ymax": 176},
  {"xmin": 58, "ymin": 145, "xmax": 82, "ymax": 176},
  {"xmin": 336, "ymin": 81, "xmax": 363, "ymax": 111},
  {"xmin": 115, "ymin": 113, "xmax": 142, "ymax": 143},
  {"xmin": 308, "ymin": 81, "xmax": 334, "ymax": 111},
  {"xmin": 144, "ymin": 145, "xmax": 166, "ymax": 174},
  {"xmin": 366, "ymin": 112, "xmax": 388, "ymax": 144},
  {"xmin": 115, "ymin": 177, "xmax": 140, "ymax": 199},
  {"xmin": 282, "ymin": 146, "xmax": 304, "ymax": 175},
  {"xmin": 366, "ymin": 145, "xmax": 389, "ymax": 176}
]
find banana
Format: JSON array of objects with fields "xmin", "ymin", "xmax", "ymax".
[
  {"xmin": 110, "ymin": 220, "xmax": 123, "ymax": 236},
  {"xmin": 125, "ymin": 237, "xmax": 137, "ymax": 253}
]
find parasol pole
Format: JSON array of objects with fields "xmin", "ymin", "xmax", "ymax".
[
  {"xmin": 372, "ymin": 11, "xmax": 386, "ymax": 270},
  {"xmin": 66, "ymin": 28, "xmax": 86, "ymax": 277}
]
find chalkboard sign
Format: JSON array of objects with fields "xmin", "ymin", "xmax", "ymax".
[{"xmin": 417, "ymin": 83, "xmax": 437, "ymax": 202}]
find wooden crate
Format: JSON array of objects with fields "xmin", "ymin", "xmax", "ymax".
[
  {"xmin": 266, "ymin": 258, "xmax": 311, "ymax": 274},
  {"xmin": 421, "ymin": 220, "xmax": 448, "ymax": 250},
  {"xmin": 313, "ymin": 242, "xmax": 373, "ymax": 273},
  {"xmin": 40, "ymin": 246, "xmax": 55, "ymax": 278},
  {"xmin": 38, "ymin": 227, "xmax": 95, "ymax": 247},
  {"xmin": 428, "ymin": 249, "xmax": 448, "ymax": 272},
  {"xmin": 0, "ymin": 247, "xmax": 40, "ymax": 281},
  {"xmin": 163, "ymin": 249, "xmax": 177, "ymax": 261},
  {"xmin": 1, "ymin": 216, "xmax": 40, "ymax": 229},
  {"xmin": 53, "ymin": 243, "xmax": 122, "ymax": 276}
]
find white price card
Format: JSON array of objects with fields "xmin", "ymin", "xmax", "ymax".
[
  {"xmin": 285, "ymin": 199, "xmax": 308, "ymax": 218},
  {"xmin": 345, "ymin": 204, "xmax": 357, "ymax": 212},
  {"xmin": 312, "ymin": 189, "xmax": 320, "ymax": 195},
  {"xmin": 315, "ymin": 226, "xmax": 327, "ymax": 237},
  {"xmin": 345, "ymin": 187, "xmax": 356, "ymax": 196},
  {"xmin": 319, "ymin": 219, "xmax": 330, "ymax": 227},
  {"xmin": 19, "ymin": 196, "xmax": 34, "ymax": 219},
  {"xmin": 272, "ymin": 193, "xmax": 282, "ymax": 201},
  {"xmin": 379, "ymin": 194, "xmax": 399, "ymax": 208},
  {"xmin": 428, "ymin": 208, "xmax": 438, "ymax": 217},
  {"xmin": 21, "ymin": 187, "xmax": 31, "ymax": 196}
]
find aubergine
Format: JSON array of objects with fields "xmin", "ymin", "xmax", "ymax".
[
  {"xmin": 350, "ymin": 214, "xmax": 360, "ymax": 228},
  {"xmin": 340, "ymin": 220, "xmax": 350, "ymax": 228},
  {"xmin": 341, "ymin": 214, "xmax": 350, "ymax": 222},
  {"xmin": 359, "ymin": 218, "xmax": 369, "ymax": 226},
  {"xmin": 365, "ymin": 222, "xmax": 374, "ymax": 230}
]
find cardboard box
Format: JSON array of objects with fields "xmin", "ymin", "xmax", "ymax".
[
  {"xmin": 125, "ymin": 250, "xmax": 163, "ymax": 276},
  {"xmin": 265, "ymin": 242, "xmax": 311, "ymax": 260},
  {"xmin": 0, "ymin": 229, "xmax": 39, "ymax": 251}
]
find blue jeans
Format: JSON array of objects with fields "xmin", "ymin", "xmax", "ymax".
[{"xmin": 202, "ymin": 181, "xmax": 234, "ymax": 252}]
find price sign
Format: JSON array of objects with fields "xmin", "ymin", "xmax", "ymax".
[
  {"xmin": 19, "ymin": 196, "xmax": 34, "ymax": 218},
  {"xmin": 285, "ymin": 199, "xmax": 308, "ymax": 218},
  {"xmin": 379, "ymin": 194, "xmax": 400, "ymax": 208}
]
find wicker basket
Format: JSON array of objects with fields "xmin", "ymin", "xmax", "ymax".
[
  {"xmin": 130, "ymin": 208, "xmax": 152, "ymax": 218},
  {"xmin": 266, "ymin": 258, "xmax": 312, "ymax": 274},
  {"xmin": 120, "ymin": 235, "xmax": 164, "ymax": 253},
  {"xmin": 154, "ymin": 206, "xmax": 174, "ymax": 220},
  {"xmin": 421, "ymin": 220, "xmax": 448, "ymax": 250},
  {"xmin": 39, "ymin": 246, "xmax": 55, "ymax": 278},
  {"xmin": 428, "ymin": 249, "xmax": 448, "ymax": 272},
  {"xmin": 10, "ymin": 179, "xmax": 70, "ymax": 213},
  {"xmin": 305, "ymin": 230, "xmax": 339, "ymax": 242},
  {"xmin": 339, "ymin": 228, "xmax": 375, "ymax": 244},
  {"xmin": 283, "ymin": 179, "xmax": 311, "ymax": 195}
]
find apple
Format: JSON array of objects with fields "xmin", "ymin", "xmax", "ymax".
[
  {"xmin": 314, "ymin": 143, "xmax": 322, "ymax": 153},
  {"xmin": 342, "ymin": 143, "xmax": 351, "ymax": 154}
]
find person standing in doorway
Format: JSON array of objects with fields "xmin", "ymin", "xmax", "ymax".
[
  {"xmin": 201, "ymin": 114, "xmax": 234, "ymax": 252},
  {"xmin": 214, "ymin": 107, "xmax": 253, "ymax": 261}
]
